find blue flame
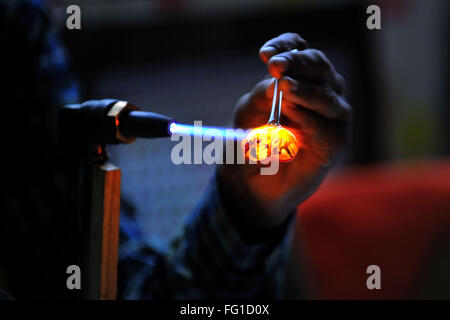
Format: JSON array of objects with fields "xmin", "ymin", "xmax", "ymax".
[{"xmin": 169, "ymin": 122, "xmax": 247, "ymax": 140}]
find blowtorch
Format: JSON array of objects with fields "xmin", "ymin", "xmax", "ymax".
[{"xmin": 60, "ymin": 99, "xmax": 174, "ymax": 149}]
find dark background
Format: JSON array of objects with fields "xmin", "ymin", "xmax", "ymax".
[{"xmin": 1, "ymin": 0, "xmax": 449, "ymax": 299}]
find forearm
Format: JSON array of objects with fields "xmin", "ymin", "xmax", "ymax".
[
  {"xmin": 216, "ymin": 164, "xmax": 298, "ymax": 244},
  {"xmin": 163, "ymin": 169, "xmax": 296, "ymax": 299}
]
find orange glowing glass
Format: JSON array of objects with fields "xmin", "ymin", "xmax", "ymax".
[
  {"xmin": 243, "ymin": 79, "xmax": 299, "ymax": 163},
  {"xmin": 244, "ymin": 124, "xmax": 299, "ymax": 162}
]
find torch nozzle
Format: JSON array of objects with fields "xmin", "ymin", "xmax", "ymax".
[{"xmin": 120, "ymin": 110, "xmax": 173, "ymax": 139}]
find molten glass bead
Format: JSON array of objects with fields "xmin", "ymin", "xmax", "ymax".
[
  {"xmin": 243, "ymin": 78, "xmax": 300, "ymax": 163},
  {"xmin": 244, "ymin": 124, "xmax": 299, "ymax": 163}
]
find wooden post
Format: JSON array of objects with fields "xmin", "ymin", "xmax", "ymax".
[{"xmin": 88, "ymin": 162, "xmax": 121, "ymax": 300}]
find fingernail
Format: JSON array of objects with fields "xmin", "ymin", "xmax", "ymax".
[
  {"xmin": 269, "ymin": 57, "xmax": 288, "ymax": 74},
  {"xmin": 260, "ymin": 46, "xmax": 277, "ymax": 61}
]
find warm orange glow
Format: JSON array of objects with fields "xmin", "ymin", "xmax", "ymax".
[{"xmin": 243, "ymin": 124, "xmax": 299, "ymax": 163}]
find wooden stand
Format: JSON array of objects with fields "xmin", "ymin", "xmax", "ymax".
[
  {"xmin": 87, "ymin": 163, "xmax": 121, "ymax": 300},
  {"xmin": 59, "ymin": 100, "xmax": 171, "ymax": 300}
]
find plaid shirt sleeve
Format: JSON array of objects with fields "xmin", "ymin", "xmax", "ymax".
[{"xmin": 119, "ymin": 171, "xmax": 296, "ymax": 299}]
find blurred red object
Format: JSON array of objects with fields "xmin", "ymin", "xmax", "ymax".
[{"xmin": 288, "ymin": 160, "xmax": 450, "ymax": 299}]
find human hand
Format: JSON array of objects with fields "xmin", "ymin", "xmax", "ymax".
[{"xmin": 218, "ymin": 33, "xmax": 352, "ymax": 239}]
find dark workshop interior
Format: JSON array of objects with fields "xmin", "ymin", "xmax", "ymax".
[{"xmin": 1, "ymin": 0, "xmax": 449, "ymax": 300}]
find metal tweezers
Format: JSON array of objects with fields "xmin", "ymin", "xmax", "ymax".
[{"xmin": 268, "ymin": 78, "xmax": 282, "ymax": 125}]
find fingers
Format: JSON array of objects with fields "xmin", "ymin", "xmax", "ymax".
[
  {"xmin": 279, "ymin": 76, "xmax": 351, "ymax": 121},
  {"xmin": 259, "ymin": 33, "xmax": 308, "ymax": 63},
  {"xmin": 259, "ymin": 34, "xmax": 344, "ymax": 94},
  {"xmin": 243, "ymin": 73, "xmax": 351, "ymax": 123},
  {"xmin": 268, "ymin": 49, "xmax": 345, "ymax": 95}
]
